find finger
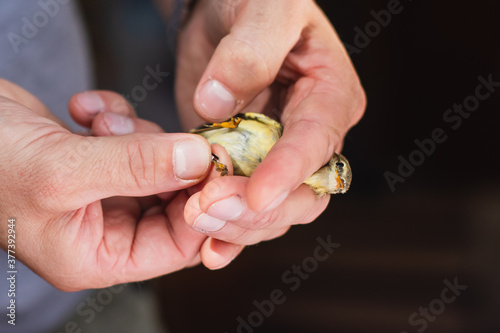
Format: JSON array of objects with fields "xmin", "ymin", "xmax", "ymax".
[
  {"xmin": 249, "ymin": 91, "xmax": 341, "ymax": 212},
  {"xmin": 137, "ymin": 195, "xmax": 162, "ymax": 213},
  {"xmin": 185, "ymin": 253, "xmax": 202, "ymax": 268},
  {"xmin": 69, "ymin": 91, "xmax": 137, "ymax": 128},
  {"xmin": 181, "ymin": 143, "xmax": 233, "ymax": 230},
  {"xmin": 0, "ymin": 78, "xmax": 66, "ymax": 127},
  {"xmin": 247, "ymin": 80, "xmax": 364, "ymax": 212},
  {"xmin": 203, "ymin": 176, "xmax": 329, "ymax": 229},
  {"xmin": 157, "ymin": 191, "xmax": 177, "ymax": 202},
  {"xmin": 157, "ymin": 143, "xmax": 232, "ymax": 214},
  {"xmin": 186, "ymin": 192, "xmax": 290, "ymax": 245},
  {"xmin": 119, "ymin": 191, "xmax": 207, "ymax": 281},
  {"xmin": 193, "ymin": 1, "xmax": 310, "ymax": 121},
  {"xmin": 184, "ymin": 177, "xmax": 327, "ymax": 244},
  {"xmin": 70, "ymin": 91, "xmax": 164, "ymax": 135},
  {"xmin": 244, "ymin": 7, "xmax": 366, "ymax": 212},
  {"xmin": 186, "ymin": 144, "xmax": 233, "ymax": 196},
  {"xmin": 200, "ymin": 238, "xmax": 244, "ymax": 270},
  {"xmin": 100, "ymin": 196, "xmax": 142, "ymax": 264},
  {"xmin": 91, "ymin": 112, "xmax": 164, "ymax": 136},
  {"xmin": 36, "ymin": 132, "xmax": 212, "ymax": 212}
]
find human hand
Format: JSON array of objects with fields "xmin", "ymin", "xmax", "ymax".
[
  {"xmin": 0, "ymin": 81, "xmax": 217, "ymax": 291},
  {"xmin": 176, "ymin": 0, "xmax": 365, "ymax": 212},
  {"xmin": 174, "ymin": 0, "xmax": 365, "ymax": 241},
  {"xmin": 69, "ymin": 90, "xmax": 245, "ymax": 270},
  {"xmin": 74, "ymin": 92, "xmax": 328, "ymax": 270}
]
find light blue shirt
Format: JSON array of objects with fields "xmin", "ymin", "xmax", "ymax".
[{"xmin": 0, "ymin": 1, "xmax": 93, "ymax": 332}]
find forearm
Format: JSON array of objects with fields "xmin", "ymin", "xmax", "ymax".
[
  {"xmin": 153, "ymin": 0, "xmax": 176, "ymax": 18},
  {"xmin": 153, "ymin": 0, "xmax": 204, "ymax": 131},
  {"xmin": 153, "ymin": 0, "xmax": 197, "ymax": 23}
]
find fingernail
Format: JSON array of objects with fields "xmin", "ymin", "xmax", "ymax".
[
  {"xmin": 174, "ymin": 140, "xmax": 210, "ymax": 180},
  {"xmin": 196, "ymin": 79, "xmax": 236, "ymax": 119},
  {"xmin": 103, "ymin": 113, "xmax": 134, "ymax": 135},
  {"xmin": 207, "ymin": 195, "xmax": 244, "ymax": 221},
  {"xmin": 193, "ymin": 213, "xmax": 226, "ymax": 233},
  {"xmin": 263, "ymin": 189, "xmax": 289, "ymax": 213},
  {"xmin": 76, "ymin": 92, "xmax": 104, "ymax": 114}
]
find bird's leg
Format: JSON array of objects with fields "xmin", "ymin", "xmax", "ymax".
[{"xmin": 212, "ymin": 153, "xmax": 228, "ymax": 176}]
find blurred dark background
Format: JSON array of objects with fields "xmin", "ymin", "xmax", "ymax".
[{"xmin": 79, "ymin": 0, "xmax": 500, "ymax": 332}]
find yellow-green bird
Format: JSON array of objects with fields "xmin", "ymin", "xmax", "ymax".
[{"xmin": 190, "ymin": 112, "xmax": 352, "ymax": 196}]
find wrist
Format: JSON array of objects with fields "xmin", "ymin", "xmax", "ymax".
[{"xmin": 164, "ymin": 0, "xmax": 200, "ymax": 52}]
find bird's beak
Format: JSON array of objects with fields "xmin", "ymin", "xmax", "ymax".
[{"xmin": 335, "ymin": 171, "xmax": 344, "ymax": 190}]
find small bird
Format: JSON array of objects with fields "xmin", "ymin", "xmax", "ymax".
[{"xmin": 191, "ymin": 112, "xmax": 352, "ymax": 195}]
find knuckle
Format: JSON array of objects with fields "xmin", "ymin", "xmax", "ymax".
[
  {"xmin": 202, "ymin": 177, "xmax": 226, "ymax": 198},
  {"xmin": 110, "ymin": 95, "xmax": 132, "ymax": 116},
  {"xmin": 30, "ymin": 159, "xmax": 71, "ymax": 212},
  {"xmin": 122, "ymin": 139, "xmax": 160, "ymax": 191},
  {"xmin": 251, "ymin": 210, "xmax": 281, "ymax": 230},
  {"xmin": 223, "ymin": 228, "xmax": 250, "ymax": 244}
]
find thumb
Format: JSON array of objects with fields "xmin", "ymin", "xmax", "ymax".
[
  {"xmin": 0, "ymin": 78, "xmax": 66, "ymax": 127},
  {"xmin": 193, "ymin": 1, "xmax": 309, "ymax": 121},
  {"xmin": 41, "ymin": 132, "xmax": 212, "ymax": 211}
]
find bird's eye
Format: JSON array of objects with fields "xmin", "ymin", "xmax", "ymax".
[{"xmin": 336, "ymin": 162, "xmax": 345, "ymax": 169}]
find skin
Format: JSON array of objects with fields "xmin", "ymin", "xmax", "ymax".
[
  {"xmin": 0, "ymin": 0, "xmax": 365, "ymax": 290},
  {"xmin": 172, "ymin": 0, "xmax": 365, "ymax": 251},
  {"xmin": 0, "ymin": 81, "xmax": 221, "ymax": 291},
  {"xmin": 74, "ymin": 0, "xmax": 366, "ymax": 274},
  {"xmin": 69, "ymin": 91, "xmax": 315, "ymax": 260},
  {"xmin": 174, "ymin": 0, "xmax": 365, "ymax": 212}
]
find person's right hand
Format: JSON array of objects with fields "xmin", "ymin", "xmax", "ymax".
[{"xmin": 0, "ymin": 79, "xmax": 215, "ymax": 291}]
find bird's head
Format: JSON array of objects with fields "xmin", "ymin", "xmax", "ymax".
[{"xmin": 329, "ymin": 153, "xmax": 352, "ymax": 194}]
